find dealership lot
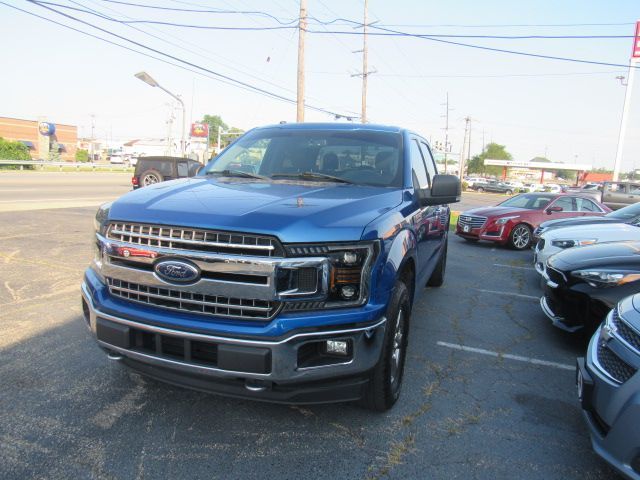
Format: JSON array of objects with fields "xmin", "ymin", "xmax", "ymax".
[{"xmin": 0, "ymin": 175, "xmax": 618, "ymax": 479}]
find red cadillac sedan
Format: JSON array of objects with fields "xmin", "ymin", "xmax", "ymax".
[{"xmin": 456, "ymin": 193, "xmax": 611, "ymax": 250}]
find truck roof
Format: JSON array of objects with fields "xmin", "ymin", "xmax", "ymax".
[{"xmin": 255, "ymin": 122, "xmax": 404, "ymax": 134}]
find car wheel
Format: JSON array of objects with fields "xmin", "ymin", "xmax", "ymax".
[
  {"xmin": 427, "ymin": 242, "xmax": 447, "ymax": 287},
  {"xmin": 506, "ymin": 189, "xmax": 513, "ymax": 195},
  {"xmin": 360, "ymin": 280, "xmax": 410, "ymax": 411},
  {"xmin": 141, "ymin": 170, "xmax": 163, "ymax": 187},
  {"xmin": 477, "ymin": 187, "xmax": 484, "ymax": 193},
  {"xmin": 509, "ymin": 223, "xmax": 532, "ymax": 250}
]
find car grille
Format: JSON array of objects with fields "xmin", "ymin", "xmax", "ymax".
[
  {"xmin": 107, "ymin": 222, "xmax": 284, "ymax": 257},
  {"xmin": 546, "ymin": 266, "xmax": 565, "ymax": 286},
  {"xmin": 611, "ymin": 307, "xmax": 640, "ymax": 351},
  {"xmin": 106, "ymin": 277, "xmax": 281, "ymax": 321},
  {"xmin": 458, "ymin": 215, "xmax": 486, "ymax": 229},
  {"xmin": 596, "ymin": 340, "xmax": 636, "ymax": 383}
]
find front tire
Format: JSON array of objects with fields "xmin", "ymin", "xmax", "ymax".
[
  {"xmin": 505, "ymin": 189, "xmax": 513, "ymax": 195},
  {"xmin": 360, "ymin": 280, "xmax": 410, "ymax": 411},
  {"xmin": 509, "ymin": 223, "xmax": 532, "ymax": 250},
  {"xmin": 477, "ymin": 187, "xmax": 484, "ymax": 193}
]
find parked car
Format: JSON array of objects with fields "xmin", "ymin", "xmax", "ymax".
[
  {"xmin": 132, "ymin": 156, "xmax": 203, "ymax": 188},
  {"xmin": 456, "ymin": 193, "xmax": 610, "ymax": 250},
  {"xmin": 543, "ymin": 184, "xmax": 563, "ymax": 194},
  {"xmin": 601, "ymin": 181, "xmax": 640, "ymax": 210},
  {"xmin": 534, "ymin": 201, "xmax": 640, "ymax": 241},
  {"xmin": 465, "ymin": 177, "xmax": 485, "ymax": 188},
  {"xmin": 503, "ymin": 180, "xmax": 524, "ymax": 190},
  {"xmin": 534, "ymin": 223, "xmax": 640, "ymax": 276},
  {"xmin": 471, "ymin": 180, "xmax": 515, "ymax": 194},
  {"xmin": 82, "ymin": 123, "xmax": 461, "ymax": 410},
  {"xmin": 522, "ymin": 183, "xmax": 545, "ymax": 193},
  {"xmin": 109, "ymin": 154, "xmax": 125, "ymax": 164},
  {"xmin": 539, "ymin": 240, "xmax": 640, "ymax": 332},
  {"xmin": 577, "ymin": 294, "xmax": 640, "ymax": 480}
]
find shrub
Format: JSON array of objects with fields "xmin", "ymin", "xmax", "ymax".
[
  {"xmin": 75, "ymin": 149, "xmax": 89, "ymax": 162},
  {"xmin": 461, "ymin": 180, "xmax": 469, "ymax": 191}
]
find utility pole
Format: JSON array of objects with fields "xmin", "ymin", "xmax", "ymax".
[
  {"xmin": 460, "ymin": 117, "xmax": 471, "ymax": 178},
  {"xmin": 613, "ymin": 21, "xmax": 640, "ymax": 181},
  {"xmin": 296, "ymin": 0, "xmax": 307, "ymax": 122},
  {"xmin": 90, "ymin": 114, "xmax": 95, "ymax": 162},
  {"xmin": 361, "ymin": 0, "xmax": 369, "ymax": 123},
  {"xmin": 441, "ymin": 93, "xmax": 451, "ymax": 173}
]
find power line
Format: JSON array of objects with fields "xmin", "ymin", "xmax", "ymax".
[
  {"xmin": 309, "ymin": 69, "xmax": 627, "ymax": 79},
  {"xmin": 17, "ymin": 0, "xmax": 356, "ymax": 119}
]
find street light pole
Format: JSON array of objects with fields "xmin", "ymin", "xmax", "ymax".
[
  {"xmin": 612, "ymin": 61, "xmax": 637, "ymax": 181},
  {"xmin": 134, "ymin": 71, "xmax": 186, "ymax": 157}
]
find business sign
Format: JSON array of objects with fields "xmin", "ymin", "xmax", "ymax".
[
  {"xmin": 633, "ymin": 21, "xmax": 640, "ymax": 59},
  {"xmin": 484, "ymin": 159, "xmax": 592, "ymax": 171},
  {"xmin": 190, "ymin": 123, "xmax": 209, "ymax": 138},
  {"xmin": 38, "ymin": 122, "xmax": 55, "ymax": 136}
]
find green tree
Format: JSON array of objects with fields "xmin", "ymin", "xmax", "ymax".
[
  {"xmin": 467, "ymin": 142, "xmax": 512, "ymax": 176},
  {"xmin": 0, "ymin": 137, "xmax": 31, "ymax": 160},
  {"xmin": 75, "ymin": 149, "xmax": 89, "ymax": 162},
  {"xmin": 200, "ymin": 115, "xmax": 246, "ymax": 150}
]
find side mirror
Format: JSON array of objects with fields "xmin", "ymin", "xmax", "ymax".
[
  {"xmin": 546, "ymin": 206, "xmax": 563, "ymax": 214},
  {"xmin": 419, "ymin": 174, "xmax": 461, "ymax": 206}
]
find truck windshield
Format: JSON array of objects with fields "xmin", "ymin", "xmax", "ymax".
[{"xmin": 204, "ymin": 128, "xmax": 404, "ymax": 187}]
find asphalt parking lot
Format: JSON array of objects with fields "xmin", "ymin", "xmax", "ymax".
[{"xmin": 0, "ymin": 174, "xmax": 618, "ymax": 479}]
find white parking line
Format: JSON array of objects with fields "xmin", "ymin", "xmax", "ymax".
[
  {"xmin": 493, "ymin": 263, "xmax": 535, "ymax": 271},
  {"xmin": 437, "ymin": 341, "xmax": 574, "ymax": 371},
  {"xmin": 476, "ymin": 289, "xmax": 539, "ymax": 300}
]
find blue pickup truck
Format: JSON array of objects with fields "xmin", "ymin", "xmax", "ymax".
[{"xmin": 82, "ymin": 123, "xmax": 460, "ymax": 410}]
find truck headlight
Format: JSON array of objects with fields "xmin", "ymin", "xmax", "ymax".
[
  {"xmin": 572, "ymin": 269, "xmax": 640, "ymax": 288},
  {"xmin": 283, "ymin": 241, "xmax": 379, "ymax": 308},
  {"xmin": 94, "ymin": 202, "xmax": 112, "ymax": 235},
  {"xmin": 551, "ymin": 239, "xmax": 596, "ymax": 249}
]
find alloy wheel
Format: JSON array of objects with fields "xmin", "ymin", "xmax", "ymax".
[
  {"xmin": 389, "ymin": 309, "xmax": 405, "ymax": 389},
  {"xmin": 143, "ymin": 174, "xmax": 159, "ymax": 186},
  {"xmin": 512, "ymin": 225, "xmax": 530, "ymax": 249}
]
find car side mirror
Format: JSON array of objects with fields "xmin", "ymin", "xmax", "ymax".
[
  {"xmin": 419, "ymin": 174, "xmax": 461, "ymax": 206},
  {"xmin": 546, "ymin": 206, "xmax": 563, "ymax": 214}
]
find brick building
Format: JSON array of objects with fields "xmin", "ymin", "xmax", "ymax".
[{"xmin": 0, "ymin": 116, "xmax": 78, "ymax": 161}]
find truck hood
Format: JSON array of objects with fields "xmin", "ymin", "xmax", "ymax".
[{"xmin": 108, "ymin": 177, "xmax": 403, "ymax": 243}]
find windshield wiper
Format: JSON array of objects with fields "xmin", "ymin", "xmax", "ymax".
[
  {"xmin": 206, "ymin": 169, "xmax": 267, "ymax": 180},
  {"xmin": 270, "ymin": 171, "xmax": 354, "ymax": 184}
]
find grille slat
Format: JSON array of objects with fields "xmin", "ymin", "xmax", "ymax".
[
  {"xmin": 107, "ymin": 222, "xmax": 283, "ymax": 257},
  {"xmin": 458, "ymin": 215, "xmax": 486, "ymax": 229},
  {"xmin": 107, "ymin": 277, "xmax": 280, "ymax": 321}
]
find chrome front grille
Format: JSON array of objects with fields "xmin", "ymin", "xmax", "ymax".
[
  {"xmin": 458, "ymin": 215, "xmax": 486, "ymax": 229},
  {"xmin": 107, "ymin": 222, "xmax": 284, "ymax": 257},
  {"xmin": 107, "ymin": 278, "xmax": 281, "ymax": 321},
  {"xmin": 612, "ymin": 308, "xmax": 640, "ymax": 351}
]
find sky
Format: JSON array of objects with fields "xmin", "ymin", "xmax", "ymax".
[{"xmin": 1, "ymin": 0, "xmax": 639, "ymax": 171}]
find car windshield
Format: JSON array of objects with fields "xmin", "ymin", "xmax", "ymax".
[
  {"xmin": 607, "ymin": 202, "xmax": 640, "ymax": 220},
  {"xmin": 203, "ymin": 128, "xmax": 403, "ymax": 187},
  {"xmin": 498, "ymin": 193, "xmax": 555, "ymax": 210}
]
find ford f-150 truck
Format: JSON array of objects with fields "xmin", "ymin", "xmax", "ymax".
[{"xmin": 81, "ymin": 123, "xmax": 460, "ymax": 411}]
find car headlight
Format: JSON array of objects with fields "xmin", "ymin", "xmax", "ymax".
[
  {"xmin": 551, "ymin": 239, "xmax": 597, "ymax": 249},
  {"xmin": 94, "ymin": 202, "xmax": 112, "ymax": 236},
  {"xmin": 572, "ymin": 269, "xmax": 640, "ymax": 288},
  {"xmin": 496, "ymin": 215, "xmax": 520, "ymax": 225}
]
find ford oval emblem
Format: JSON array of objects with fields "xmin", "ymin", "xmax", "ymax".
[{"xmin": 154, "ymin": 259, "xmax": 200, "ymax": 284}]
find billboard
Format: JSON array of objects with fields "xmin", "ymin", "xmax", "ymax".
[
  {"xmin": 190, "ymin": 123, "xmax": 209, "ymax": 138},
  {"xmin": 38, "ymin": 122, "xmax": 55, "ymax": 136}
]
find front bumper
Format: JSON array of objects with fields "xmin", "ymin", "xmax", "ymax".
[
  {"xmin": 455, "ymin": 224, "xmax": 509, "ymax": 243},
  {"xmin": 579, "ymin": 328, "xmax": 640, "ymax": 480},
  {"xmin": 81, "ymin": 281, "xmax": 387, "ymax": 404}
]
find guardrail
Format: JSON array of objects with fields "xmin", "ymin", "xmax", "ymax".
[{"xmin": 0, "ymin": 159, "xmax": 133, "ymax": 171}]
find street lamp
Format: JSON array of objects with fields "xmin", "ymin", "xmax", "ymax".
[{"xmin": 134, "ymin": 71, "xmax": 186, "ymax": 157}]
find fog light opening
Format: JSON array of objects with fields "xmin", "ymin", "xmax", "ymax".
[
  {"xmin": 81, "ymin": 299, "xmax": 90, "ymax": 325},
  {"xmin": 325, "ymin": 340, "xmax": 349, "ymax": 356}
]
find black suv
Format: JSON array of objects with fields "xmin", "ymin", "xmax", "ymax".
[{"xmin": 132, "ymin": 156, "xmax": 203, "ymax": 189}]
